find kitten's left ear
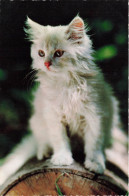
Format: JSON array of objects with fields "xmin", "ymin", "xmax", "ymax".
[
  {"xmin": 24, "ymin": 17, "xmax": 43, "ymax": 41},
  {"xmin": 66, "ymin": 16, "xmax": 85, "ymax": 43}
]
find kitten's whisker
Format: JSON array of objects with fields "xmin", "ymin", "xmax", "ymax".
[
  {"xmin": 25, "ymin": 73, "xmax": 36, "ymax": 91},
  {"xmin": 29, "ymin": 74, "xmax": 36, "ymax": 88},
  {"xmin": 23, "ymin": 69, "xmax": 38, "ymax": 91},
  {"xmin": 23, "ymin": 69, "xmax": 37, "ymax": 82}
]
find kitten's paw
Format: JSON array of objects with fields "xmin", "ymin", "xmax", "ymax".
[
  {"xmin": 37, "ymin": 151, "xmax": 49, "ymax": 161},
  {"xmin": 51, "ymin": 151, "xmax": 73, "ymax": 166},
  {"xmin": 84, "ymin": 159, "xmax": 105, "ymax": 174},
  {"xmin": 37, "ymin": 146, "xmax": 51, "ymax": 160}
]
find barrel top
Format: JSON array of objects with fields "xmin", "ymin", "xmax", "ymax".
[{"xmin": 0, "ymin": 159, "xmax": 127, "ymax": 195}]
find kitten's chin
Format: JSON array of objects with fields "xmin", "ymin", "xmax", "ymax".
[
  {"xmin": 37, "ymin": 67, "xmax": 59, "ymax": 76},
  {"xmin": 46, "ymin": 67, "xmax": 58, "ymax": 73}
]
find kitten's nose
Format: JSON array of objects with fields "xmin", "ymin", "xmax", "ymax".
[{"xmin": 44, "ymin": 61, "xmax": 51, "ymax": 69}]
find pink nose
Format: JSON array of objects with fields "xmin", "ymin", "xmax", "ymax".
[{"xmin": 44, "ymin": 61, "xmax": 51, "ymax": 69}]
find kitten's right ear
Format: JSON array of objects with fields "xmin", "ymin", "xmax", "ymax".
[
  {"xmin": 66, "ymin": 16, "xmax": 85, "ymax": 44},
  {"xmin": 24, "ymin": 17, "xmax": 43, "ymax": 41}
]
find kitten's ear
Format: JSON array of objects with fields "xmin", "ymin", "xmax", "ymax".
[
  {"xmin": 24, "ymin": 17, "xmax": 43, "ymax": 41},
  {"xmin": 66, "ymin": 16, "xmax": 85, "ymax": 43}
]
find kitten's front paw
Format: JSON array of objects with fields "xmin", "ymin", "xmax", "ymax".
[
  {"xmin": 84, "ymin": 159, "xmax": 105, "ymax": 174},
  {"xmin": 37, "ymin": 146, "xmax": 51, "ymax": 161},
  {"xmin": 51, "ymin": 151, "xmax": 73, "ymax": 166}
]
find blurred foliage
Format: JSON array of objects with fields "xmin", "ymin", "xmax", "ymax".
[
  {"xmin": 0, "ymin": 2, "xmax": 127, "ymax": 158},
  {"xmin": 95, "ymin": 45, "xmax": 117, "ymax": 61},
  {"xmin": 93, "ymin": 19, "xmax": 114, "ymax": 32},
  {"xmin": 0, "ymin": 68, "xmax": 7, "ymax": 81}
]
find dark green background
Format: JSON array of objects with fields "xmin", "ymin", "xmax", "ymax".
[{"xmin": 0, "ymin": 0, "xmax": 128, "ymax": 158}]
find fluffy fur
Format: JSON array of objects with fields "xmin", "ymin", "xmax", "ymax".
[{"xmin": 0, "ymin": 16, "xmax": 120, "ymax": 185}]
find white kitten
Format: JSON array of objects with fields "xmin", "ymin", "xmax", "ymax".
[{"xmin": 0, "ymin": 16, "xmax": 120, "ymax": 185}]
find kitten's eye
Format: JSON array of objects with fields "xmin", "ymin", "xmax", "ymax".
[
  {"xmin": 54, "ymin": 50, "xmax": 64, "ymax": 58},
  {"xmin": 38, "ymin": 50, "xmax": 45, "ymax": 57}
]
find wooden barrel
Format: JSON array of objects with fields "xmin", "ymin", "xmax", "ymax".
[
  {"xmin": 0, "ymin": 128, "xmax": 128, "ymax": 195},
  {"xmin": 0, "ymin": 158, "xmax": 127, "ymax": 195}
]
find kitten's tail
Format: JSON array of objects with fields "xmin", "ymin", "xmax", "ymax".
[{"xmin": 0, "ymin": 134, "xmax": 36, "ymax": 185}]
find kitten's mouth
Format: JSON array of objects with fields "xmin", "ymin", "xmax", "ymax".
[{"xmin": 46, "ymin": 66, "xmax": 50, "ymax": 71}]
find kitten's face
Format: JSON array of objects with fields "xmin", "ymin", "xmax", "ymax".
[
  {"xmin": 25, "ymin": 16, "xmax": 91, "ymax": 74},
  {"xmin": 31, "ymin": 28, "xmax": 73, "ymax": 72}
]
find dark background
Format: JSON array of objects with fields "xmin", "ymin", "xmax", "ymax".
[{"xmin": 0, "ymin": 0, "xmax": 128, "ymax": 159}]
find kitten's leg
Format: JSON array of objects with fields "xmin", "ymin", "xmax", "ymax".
[
  {"xmin": 0, "ymin": 135, "xmax": 36, "ymax": 185},
  {"xmin": 50, "ymin": 128, "xmax": 73, "ymax": 165},
  {"xmin": 84, "ymin": 111, "xmax": 105, "ymax": 174},
  {"xmin": 30, "ymin": 115, "xmax": 50, "ymax": 160},
  {"xmin": 44, "ymin": 109, "xmax": 73, "ymax": 166},
  {"xmin": 50, "ymin": 123, "xmax": 73, "ymax": 166}
]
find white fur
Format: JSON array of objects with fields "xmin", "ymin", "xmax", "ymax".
[
  {"xmin": 0, "ymin": 16, "xmax": 120, "ymax": 185},
  {"xmin": 0, "ymin": 135, "xmax": 36, "ymax": 185}
]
